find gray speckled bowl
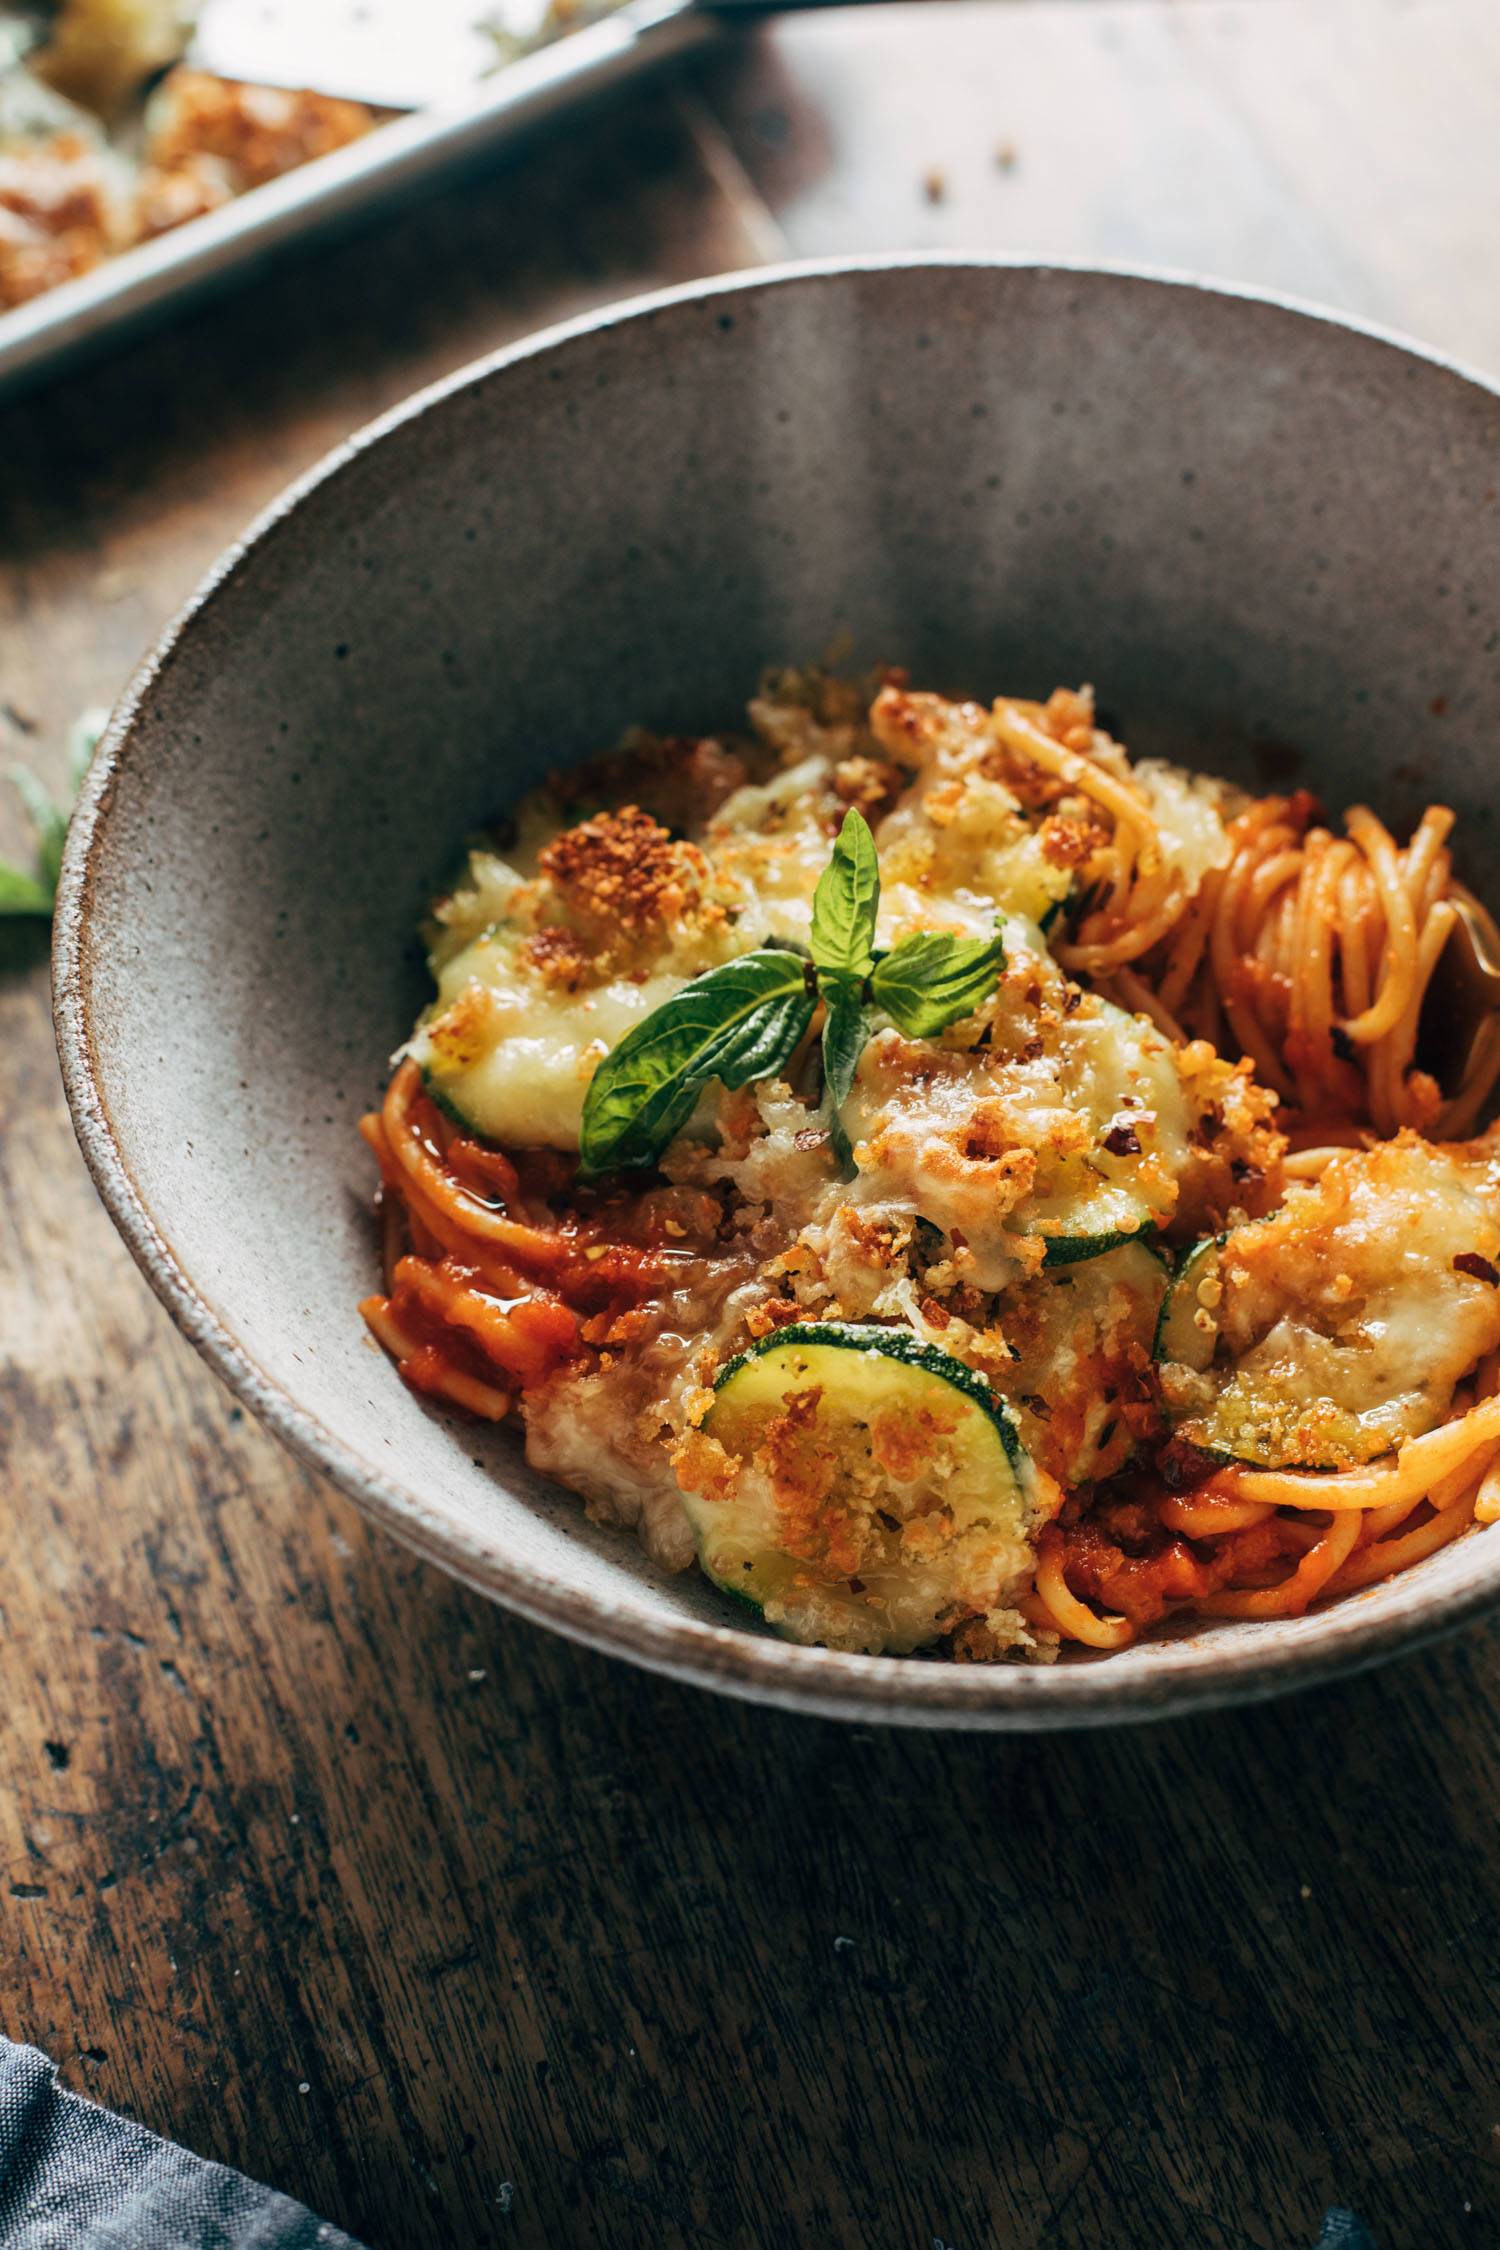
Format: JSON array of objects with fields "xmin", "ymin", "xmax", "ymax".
[{"xmin": 53, "ymin": 259, "xmax": 1500, "ymax": 1727}]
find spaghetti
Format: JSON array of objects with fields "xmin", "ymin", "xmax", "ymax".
[{"xmin": 361, "ymin": 670, "xmax": 1500, "ymax": 1660}]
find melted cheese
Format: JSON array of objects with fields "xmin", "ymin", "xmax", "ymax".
[
  {"xmin": 410, "ymin": 932, "xmax": 699, "ymax": 1148},
  {"xmin": 1165, "ymin": 1137, "xmax": 1500, "ymax": 1467},
  {"xmin": 845, "ymin": 923, "xmax": 1194, "ymax": 1288},
  {"xmin": 877, "ymin": 764, "xmax": 1072, "ymax": 935},
  {"xmin": 1133, "ymin": 760, "xmax": 1238, "ymax": 891}
]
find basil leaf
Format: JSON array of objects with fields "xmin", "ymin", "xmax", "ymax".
[
  {"xmin": 871, "ymin": 929, "xmax": 1005, "ymax": 1039},
  {"xmin": 0, "ymin": 724, "xmax": 98, "ymax": 921},
  {"xmin": 809, "ymin": 807, "xmax": 880, "ymax": 979},
  {"xmin": 579, "ymin": 947, "xmax": 814, "ymax": 1177},
  {"xmin": 0, "ymin": 861, "xmax": 55, "ymax": 916},
  {"xmin": 819, "ymin": 970, "xmax": 868, "ymax": 1167}
]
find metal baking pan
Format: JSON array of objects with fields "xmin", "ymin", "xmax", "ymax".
[{"xmin": 0, "ymin": 0, "xmax": 715, "ymax": 401}]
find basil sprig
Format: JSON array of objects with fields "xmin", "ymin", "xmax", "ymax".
[
  {"xmin": 577, "ymin": 808, "xmax": 1004, "ymax": 1177},
  {"xmin": 0, "ymin": 709, "xmax": 104, "ymax": 919}
]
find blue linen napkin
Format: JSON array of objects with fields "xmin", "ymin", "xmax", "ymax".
[
  {"xmin": 0, "ymin": 2042, "xmax": 364, "ymax": 2249},
  {"xmin": 1317, "ymin": 2216, "xmax": 1380, "ymax": 2250}
]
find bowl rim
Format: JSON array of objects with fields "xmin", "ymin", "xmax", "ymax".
[{"xmin": 52, "ymin": 252, "xmax": 1500, "ymax": 1728}]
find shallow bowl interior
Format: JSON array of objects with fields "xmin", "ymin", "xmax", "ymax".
[{"xmin": 55, "ymin": 259, "xmax": 1500, "ymax": 1726}]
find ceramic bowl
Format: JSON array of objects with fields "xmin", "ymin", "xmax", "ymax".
[{"xmin": 54, "ymin": 259, "xmax": 1500, "ymax": 1727}]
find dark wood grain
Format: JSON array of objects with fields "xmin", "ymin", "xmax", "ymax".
[{"xmin": 2, "ymin": 10, "xmax": 1499, "ymax": 2248}]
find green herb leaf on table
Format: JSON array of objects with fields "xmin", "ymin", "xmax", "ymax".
[
  {"xmin": 819, "ymin": 971, "xmax": 868, "ymax": 1166},
  {"xmin": 0, "ymin": 862, "xmax": 56, "ymax": 916},
  {"xmin": 579, "ymin": 946, "xmax": 815, "ymax": 1177},
  {"xmin": 0, "ymin": 709, "xmax": 105, "ymax": 920},
  {"xmin": 871, "ymin": 929, "xmax": 1006, "ymax": 1039},
  {"xmin": 10, "ymin": 766, "xmax": 69, "ymax": 895},
  {"xmin": 2, "ymin": 770, "xmax": 70, "ymax": 917},
  {"xmin": 809, "ymin": 807, "xmax": 880, "ymax": 978}
]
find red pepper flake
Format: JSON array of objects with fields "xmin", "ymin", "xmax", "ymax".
[
  {"xmin": 1454, "ymin": 1251, "xmax": 1500, "ymax": 1284},
  {"xmin": 1103, "ymin": 1122, "xmax": 1142, "ymax": 1157}
]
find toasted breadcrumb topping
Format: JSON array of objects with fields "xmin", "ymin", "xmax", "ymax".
[{"xmin": 538, "ymin": 806, "xmax": 713, "ymax": 939}]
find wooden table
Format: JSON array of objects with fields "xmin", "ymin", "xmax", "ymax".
[{"xmin": 3, "ymin": 6, "xmax": 1498, "ymax": 2245}]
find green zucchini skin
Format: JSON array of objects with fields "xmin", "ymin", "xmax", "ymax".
[
  {"xmin": 1153, "ymin": 1235, "xmax": 1225, "ymax": 1368},
  {"xmin": 712, "ymin": 1320, "xmax": 1021, "ymax": 1459},
  {"xmin": 420, "ymin": 1066, "xmax": 484, "ymax": 1137},
  {"xmin": 1040, "ymin": 1217, "xmax": 1156, "ymax": 1269}
]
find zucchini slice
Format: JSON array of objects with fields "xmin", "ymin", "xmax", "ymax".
[
  {"xmin": 844, "ymin": 984, "xmax": 1192, "ymax": 1284},
  {"xmin": 410, "ymin": 925, "xmax": 698, "ymax": 1150},
  {"xmin": 686, "ymin": 1322, "xmax": 1045, "ymax": 1655},
  {"xmin": 1156, "ymin": 1139, "xmax": 1500, "ymax": 1469},
  {"xmin": 1014, "ymin": 998, "xmax": 1185, "ymax": 1266},
  {"xmin": 1000, "ymin": 1240, "xmax": 1168, "ymax": 1485}
]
